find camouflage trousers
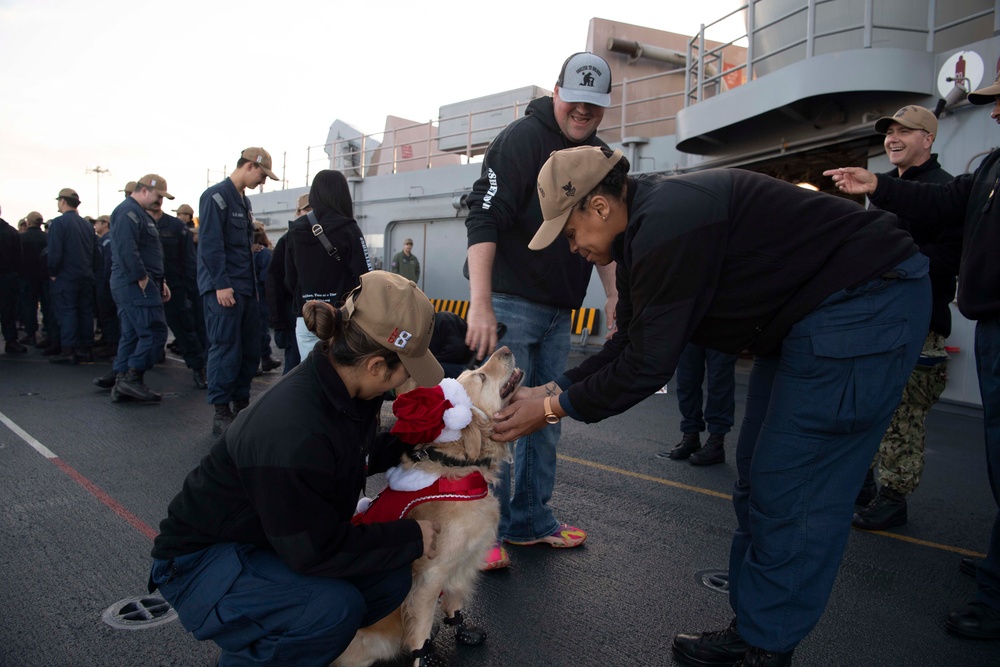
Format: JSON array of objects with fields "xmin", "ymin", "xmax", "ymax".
[{"xmin": 872, "ymin": 331, "xmax": 948, "ymax": 495}]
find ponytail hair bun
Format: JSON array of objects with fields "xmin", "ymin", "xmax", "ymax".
[{"xmin": 302, "ymin": 301, "xmax": 342, "ymax": 340}]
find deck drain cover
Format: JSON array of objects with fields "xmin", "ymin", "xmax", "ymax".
[
  {"xmin": 696, "ymin": 569, "xmax": 729, "ymax": 594},
  {"xmin": 102, "ymin": 595, "xmax": 178, "ymax": 630}
]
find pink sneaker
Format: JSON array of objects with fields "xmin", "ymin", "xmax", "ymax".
[
  {"xmin": 506, "ymin": 523, "xmax": 587, "ymax": 548},
  {"xmin": 481, "ymin": 540, "xmax": 510, "ymax": 570}
]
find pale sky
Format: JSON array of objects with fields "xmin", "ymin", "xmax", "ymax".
[{"xmin": 0, "ymin": 0, "xmax": 743, "ymax": 222}]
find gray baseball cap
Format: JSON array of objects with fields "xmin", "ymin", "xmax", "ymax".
[{"xmin": 556, "ymin": 52, "xmax": 612, "ymax": 108}]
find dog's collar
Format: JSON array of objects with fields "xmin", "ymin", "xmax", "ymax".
[{"xmin": 411, "ymin": 447, "xmax": 494, "ymax": 469}]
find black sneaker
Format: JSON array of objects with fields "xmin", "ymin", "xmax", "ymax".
[
  {"xmin": 852, "ymin": 487, "xmax": 907, "ymax": 530},
  {"xmin": 672, "ymin": 618, "xmax": 747, "ymax": 666}
]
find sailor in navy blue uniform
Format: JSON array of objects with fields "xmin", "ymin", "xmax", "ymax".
[
  {"xmin": 152, "ymin": 201, "xmax": 206, "ymax": 389},
  {"xmin": 197, "ymin": 147, "xmax": 279, "ymax": 434},
  {"xmin": 109, "ymin": 174, "xmax": 173, "ymax": 403}
]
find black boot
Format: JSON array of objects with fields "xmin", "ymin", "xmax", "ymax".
[
  {"xmin": 212, "ymin": 404, "xmax": 235, "ymax": 435},
  {"xmin": 855, "ymin": 467, "xmax": 877, "ymax": 509},
  {"xmin": 35, "ymin": 336, "xmax": 52, "ymax": 349},
  {"xmin": 75, "ymin": 347, "xmax": 94, "ymax": 363},
  {"xmin": 109, "ymin": 374, "xmax": 131, "ymax": 402},
  {"xmin": 659, "ymin": 432, "xmax": 701, "ymax": 460},
  {"xmin": 41, "ymin": 343, "xmax": 62, "ymax": 356},
  {"xmin": 92, "ymin": 369, "xmax": 118, "ymax": 389},
  {"xmin": 736, "ymin": 645, "xmax": 794, "ymax": 666},
  {"xmin": 443, "ymin": 609, "xmax": 487, "ymax": 645},
  {"xmin": 115, "ymin": 369, "xmax": 161, "ymax": 402},
  {"xmin": 672, "ymin": 618, "xmax": 747, "ymax": 666},
  {"xmin": 18, "ymin": 333, "xmax": 36, "ymax": 346},
  {"xmin": 192, "ymin": 367, "xmax": 207, "ymax": 389},
  {"xmin": 260, "ymin": 356, "xmax": 281, "ymax": 373},
  {"xmin": 49, "ymin": 346, "xmax": 77, "ymax": 364},
  {"xmin": 5, "ymin": 339, "xmax": 28, "ymax": 353},
  {"xmin": 690, "ymin": 433, "xmax": 726, "ymax": 466},
  {"xmin": 946, "ymin": 601, "xmax": 1000, "ymax": 640},
  {"xmin": 231, "ymin": 397, "xmax": 249, "ymax": 416},
  {"xmin": 852, "ymin": 487, "xmax": 907, "ymax": 530}
]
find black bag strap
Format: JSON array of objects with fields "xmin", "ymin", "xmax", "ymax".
[{"xmin": 307, "ymin": 211, "xmax": 341, "ymax": 261}]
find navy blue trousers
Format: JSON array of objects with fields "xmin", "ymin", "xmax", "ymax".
[
  {"xmin": 973, "ymin": 317, "xmax": 1000, "ymax": 612},
  {"xmin": 164, "ymin": 293, "xmax": 206, "ymax": 369},
  {"xmin": 204, "ymin": 292, "xmax": 260, "ymax": 405},
  {"xmin": 675, "ymin": 343, "xmax": 738, "ymax": 434},
  {"xmin": 50, "ymin": 277, "xmax": 95, "ymax": 348},
  {"xmin": 150, "ymin": 544, "xmax": 411, "ymax": 666},
  {"xmin": 112, "ymin": 281, "xmax": 168, "ymax": 373},
  {"xmin": 273, "ymin": 328, "xmax": 300, "ymax": 375},
  {"xmin": 728, "ymin": 254, "xmax": 930, "ymax": 652}
]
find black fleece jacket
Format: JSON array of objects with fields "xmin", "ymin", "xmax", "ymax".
[
  {"xmin": 871, "ymin": 155, "xmax": 959, "ymax": 337},
  {"xmin": 151, "ymin": 349, "xmax": 423, "ymax": 578},
  {"xmin": 560, "ymin": 170, "xmax": 918, "ymax": 423},
  {"xmin": 870, "ymin": 148, "xmax": 1000, "ymax": 322},
  {"xmin": 285, "ymin": 211, "xmax": 372, "ymax": 315},
  {"xmin": 464, "ymin": 96, "xmax": 606, "ymax": 309}
]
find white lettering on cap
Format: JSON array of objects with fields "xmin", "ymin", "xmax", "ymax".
[{"xmin": 393, "ymin": 330, "xmax": 413, "ymax": 349}]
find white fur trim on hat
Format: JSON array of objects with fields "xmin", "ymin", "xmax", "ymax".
[{"xmin": 435, "ymin": 377, "xmax": 474, "ymax": 443}]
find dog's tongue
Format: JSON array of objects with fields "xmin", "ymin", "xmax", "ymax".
[{"xmin": 500, "ymin": 368, "xmax": 524, "ymax": 399}]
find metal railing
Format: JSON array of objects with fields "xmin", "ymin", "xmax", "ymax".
[{"xmin": 685, "ymin": 0, "xmax": 996, "ymax": 106}]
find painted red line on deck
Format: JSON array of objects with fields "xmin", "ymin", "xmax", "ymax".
[{"xmin": 50, "ymin": 457, "xmax": 159, "ymax": 541}]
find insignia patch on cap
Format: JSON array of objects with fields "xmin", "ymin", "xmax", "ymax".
[
  {"xmin": 388, "ymin": 328, "xmax": 413, "ymax": 349},
  {"xmin": 562, "ymin": 181, "xmax": 576, "ymax": 197},
  {"xmin": 256, "ymin": 156, "xmax": 263, "ymax": 163}
]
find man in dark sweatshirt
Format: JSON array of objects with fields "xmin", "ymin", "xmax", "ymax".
[
  {"xmin": 828, "ymin": 71, "xmax": 1000, "ymax": 642},
  {"xmin": 463, "ymin": 53, "xmax": 619, "ymax": 566}
]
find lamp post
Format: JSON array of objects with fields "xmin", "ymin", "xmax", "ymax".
[{"xmin": 86, "ymin": 165, "xmax": 110, "ymax": 215}]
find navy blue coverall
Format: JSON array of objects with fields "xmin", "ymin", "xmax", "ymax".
[
  {"xmin": 110, "ymin": 197, "xmax": 167, "ymax": 373},
  {"xmin": 47, "ymin": 210, "xmax": 100, "ymax": 349},
  {"xmin": 156, "ymin": 213, "xmax": 205, "ymax": 371},
  {"xmin": 197, "ymin": 178, "xmax": 259, "ymax": 407}
]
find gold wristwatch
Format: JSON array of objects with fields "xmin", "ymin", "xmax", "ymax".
[{"xmin": 543, "ymin": 396, "xmax": 561, "ymax": 425}]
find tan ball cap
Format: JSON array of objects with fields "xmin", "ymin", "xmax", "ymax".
[
  {"xmin": 56, "ymin": 187, "xmax": 79, "ymax": 200},
  {"xmin": 969, "ymin": 70, "xmax": 1000, "ymax": 105},
  {"xmin": 241, "ymin": 147, "xmax": 280, "ymax": 181},
  {"xmin": 173, "ymin": 204, "xmax": 194, "ymax": 215},
  {"xmin": 529, "ymin": 146, "xmax": 624, "ymax": 250},
  {"xmin": 343, "ymin": 271, "xmax": 443, "ymax": 387},
  {"xmin": 296, "ymin": 193, "xmax": 310, "ymax": 211},
  {"xmin": 137, "ymin": 174, "xmax": 175, "ymax": 200},
  {"xmin": 874, "ymin": 105, "xmax": 937, "ymax": 135}
]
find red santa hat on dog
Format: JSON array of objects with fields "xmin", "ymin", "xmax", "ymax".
[{"xmin": 391, "ymin": 378, "xmax": 484, "ymax": 444}]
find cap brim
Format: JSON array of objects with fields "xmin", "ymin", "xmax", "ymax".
[
  {"xmin": 557, "ymin": 88, "xmax": 611, "ymax": 108},
  {"xmin": 162, "ymin": 191, "xmax": 175, "ymax": 200},
  {"xmin": 263, "ymin": 167, "xmax": 280, "ymax": 181},
  {"xmin": 874, "ymin": 116, "xmax": 929, "ymax": 134},
  {"xmin": 399, "ymin": 349, "xmax": 444, "ymax": 388},
  {"xmin": 968, "ymin": 83, "xmax": 1000, "ymax": 105},
  {"xmin": 528, "ymin": 206, "xmax": 573, "ymax": 251}
]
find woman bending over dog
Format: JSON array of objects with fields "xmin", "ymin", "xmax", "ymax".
[{"xmin": 149, "ymin": 271, "xmax": 442, "ymax": 666}]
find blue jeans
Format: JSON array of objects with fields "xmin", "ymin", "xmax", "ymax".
[
  {"xmin": 676, "ymin": 343, "xmax": 738, "ymax": 435},
  {"xmin": 728, "ymin": 254, "xmax": 930, "ymax": 652},
  {"xmin": 974, "ymin": 317, "xmax": 1000, "ymax": 612},
  {"xmin": 491, "ymin": 293, "xmax": 570, "ymax": 542},
  {"xmin": 150, "ymin": 544, "xmax": 411, "ymax": 666},
  {"xmin": 204, "ymin": 293, "xmax": 261, "ymax": 405}
]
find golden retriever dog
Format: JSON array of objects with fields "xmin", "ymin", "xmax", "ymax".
[{"xmin": 333, "ymin": 346, "xmax": 522, "ymax": 667}]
